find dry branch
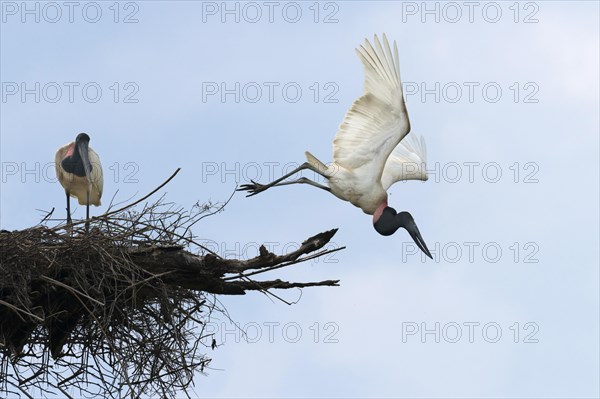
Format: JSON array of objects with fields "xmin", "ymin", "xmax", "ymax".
[
  {"xmin": 128, "ymin": 228, "xmax": 340, "ymax": 294},
  {"xmin": 0, "ymin": 170, "xmax": 343, "ymax": 398}
]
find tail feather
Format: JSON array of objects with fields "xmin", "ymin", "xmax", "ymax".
[{"xmin": 305, "ymin": 151, "xmax": 329, "ymax": 175}]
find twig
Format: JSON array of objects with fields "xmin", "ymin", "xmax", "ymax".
[
  {"xmin": 51, "ymin": 168, "xmax": 181, "ymax": 231},
  {"xmin": 0, "ymin": 299, "xmax": 44, "ymax": 323},
  {"xmin": 101, "ymin": 168, "xmax": 181, "ymax": 218},
  {"xmin": 40, "ymin": 276, "xmax": 105, "ymax": 307}
]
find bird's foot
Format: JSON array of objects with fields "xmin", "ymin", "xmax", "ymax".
[{"xmin": 237, "ymin": 180, "xmax": 268, "ymax": 197}]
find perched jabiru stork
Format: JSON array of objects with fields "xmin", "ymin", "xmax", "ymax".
[
  {"xmin": 55, "ymin": 133, "xmax": 103, "ymax": 229},
  {"xmin": 239, "ymin": 34, "xmax": 433, "ymax": 258}
]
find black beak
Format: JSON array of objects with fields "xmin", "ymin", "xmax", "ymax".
[
  {"xmin": 77, "ymin": 140, "xmax": 92, "ymax": 183},
  {"xmin": 407, "ymin": 222, "xmax": 433, "ymax": 259}
]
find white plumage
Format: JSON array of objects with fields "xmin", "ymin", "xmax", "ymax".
[
  {"xmin": 55, "ymin": 143, "xmax": 103, "ymax": 206},
  {"xmin": 55, "ymin": 133, "xmax": 103, "ymax": 227},
  {"xmin": 239, "ymin": 34, "xmax": 432, "ymax": 258},
  {"xmin": 304, "ymin": 33, "xmax": 428, "ymax": 214}
]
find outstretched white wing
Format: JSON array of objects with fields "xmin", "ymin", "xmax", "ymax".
[
  {"xmin": 332, "ymin": 34, "xmax": 410, "ymax": 182},
  {"xmin": 381, "ymin": 131, "xmax": 428, "ymax": 190}
]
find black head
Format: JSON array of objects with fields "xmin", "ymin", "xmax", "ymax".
[
  {"xmin": 76, "ymin": 132, "xmax": 90, "ymax": 143},
  {"xmin": 374, "ymin": 206, "xmax": 400, "ymax": 236},
  {"xmin": 374, "ymin": 207, "xmax": 433, "ymax": 259},
  {"xmin": 74, "ymin": 133, "xmax": 92, "ymax": 181}
]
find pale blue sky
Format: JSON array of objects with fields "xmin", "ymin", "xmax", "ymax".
[{"xmin": 1, "ymin": 1, "xmax": 599, "ymax": 398}]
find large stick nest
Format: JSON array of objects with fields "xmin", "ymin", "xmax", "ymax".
[{"xmin": 0, "ymin": 170, "xmax": 342, "ymax": 398}]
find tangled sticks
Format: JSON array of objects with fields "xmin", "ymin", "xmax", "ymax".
[{"xmin": 0, "ymin": 170, "xmax": 342, "ymax": 398}]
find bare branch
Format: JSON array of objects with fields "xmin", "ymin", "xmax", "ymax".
[{"xmin": 0, "ymin": 170, "xmax": 343, "ymax": 398}]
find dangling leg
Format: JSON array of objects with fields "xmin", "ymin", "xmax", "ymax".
[
  {"xmin": 237, "ymin": 162, "xmax": 328, "ymax": 197},
  {"xmin": 268, "ymin": 177, "xmax": 330, "ymax": 192},
  {"xmin": 65, "ymin": 191, "xmax": 72, "ymax": 226}
]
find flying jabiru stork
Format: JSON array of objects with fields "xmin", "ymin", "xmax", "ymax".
[
  {"xmin": 238, "ymin": 34, "xmax": 433, "ymax": 258},
  {"xmin": 55, "ymin": 133, "xmax": 103, "ymax": 229}
]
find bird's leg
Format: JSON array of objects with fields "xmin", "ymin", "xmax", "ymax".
[
  {"xmin": 237, "ymin": 162, "xmax": 326, "ymax": 197},
  {"xmin": 65, "ymin": 191, "xmax": 72, "ymax": 226},
  {"xmin": 85, "ymin": 190, "xmax": 90, "ymax": 233},
  {"xmin": 268, "ymin": 177, "xmax": 331, "ymax": 192}
]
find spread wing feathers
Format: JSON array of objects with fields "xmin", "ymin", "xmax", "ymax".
[
  {"xmin": 381, "ymin": 132, "xmax": 428, "ymax": 191},
  {"xmin": 332, "ymin": 34, "xmax": 410, "ymax": 173}
]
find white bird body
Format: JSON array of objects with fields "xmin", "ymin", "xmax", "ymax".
[
  {"xmin": 304, "ymin": 34, "xmax": 428, "ymax": 215},
  {"xmin": 240, "ymin": 34, "xmax": 433, "ymax": 258},
  {"xmin": 308, "ymin": 157, "xmax": 387, "ymax": 215},
  {"xmin": 55, "ymin": 133, "xmax": 103, "ymax": 229},
  {"xmin": 55, "ymin": 142, "xmax": 103, "ymax": 206}
]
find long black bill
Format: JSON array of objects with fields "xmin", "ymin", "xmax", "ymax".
[
  {"xmin": 407, "ymin": 223, "xmax": 433, "ymax": 259},
  {"xmin": 77, "ymin": 141, "xmax": 92, "ymax": 183}
]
